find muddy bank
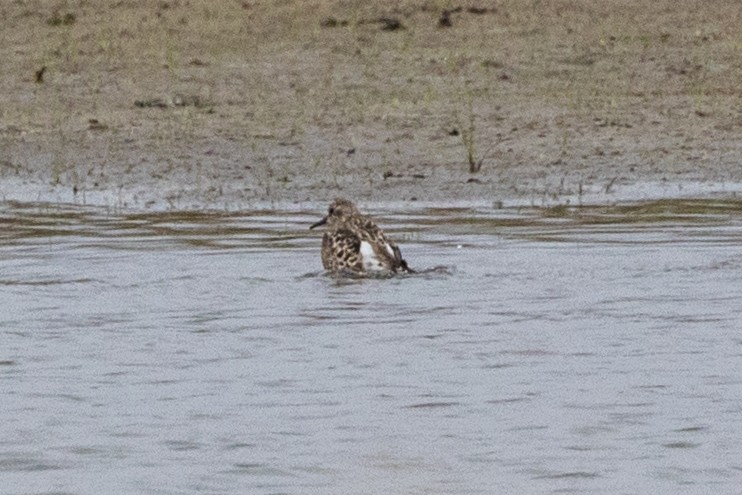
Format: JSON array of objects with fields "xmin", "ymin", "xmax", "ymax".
[{"xmin": 1, "ymin": 0, "xmax": 740, "ymax": 210}]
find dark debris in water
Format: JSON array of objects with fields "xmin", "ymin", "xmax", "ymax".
[
  {"xmin": 674, "ymin": 426, "xmax": 707, "ymax": 433},
  {"xmin": 536, "ymin": 471, "xmax": 601, "ymax": 480},
  {"xmin": 663, "ymin": 441, "xmax": 701, "ymax": 449},
  {"xmin": 405, "ymin": 401, "xmax": 459, "ymax": 409}
]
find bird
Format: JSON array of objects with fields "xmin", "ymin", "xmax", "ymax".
[{"xmin": 309, "ymin": 198, "xmax": 413, "ymax": 275}]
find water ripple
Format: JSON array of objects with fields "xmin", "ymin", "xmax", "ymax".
[{"xmin": 1, "ymin": 198, "xmax": 741, "ymax": 494}]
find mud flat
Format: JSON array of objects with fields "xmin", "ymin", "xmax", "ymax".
[{"xmin": 1, "ymin": 0, "xmax": 740, "ymax": 210}]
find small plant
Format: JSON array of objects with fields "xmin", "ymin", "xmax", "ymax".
[
  {"xmin": 692, "ymin": 85, "xmax": 709, "ymax": 117},
  {"xmin": 50, "ymin": 140, "xmax": 68, "ymax": 186},
  {"xmin": 459, "ymin": 91, "xmax": 482, "ymax": 173},
  {"xmin": 165, "ymin": 39, "xmax": 178, "ymax": 70},
  {"xmin": 559, "ymin": 130, "xmax": 571, "ymax": 158},
  {"xmin": 457, "ymin": 91, "xmax": 506, "ymax": 173}
]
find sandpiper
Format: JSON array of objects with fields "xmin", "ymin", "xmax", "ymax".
[{"xmin": 309, "ymin": 198, "xmax": 413, "ymax": 275}]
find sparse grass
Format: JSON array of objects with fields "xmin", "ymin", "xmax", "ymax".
[
  {"xmin": 456, "ymin": 88, "xmax": 509, "ymax": 174},
  {"xmin": 559, "ymin": 131, "xmax": 571, "ymax": 158},
  {"xmin": 455, "ymin": 89, "xmax": 488, "ymax": 174},
  {"xmin": 50, "ymin": 149, "xmax": 67, "ymax": 186},
  {"xmin": 1, "ymin": 0, "xmax": 740, "ymax": 205},
  {"xmin": 692, "ymin": 85, "xmax": 710, "ymax": 116}
]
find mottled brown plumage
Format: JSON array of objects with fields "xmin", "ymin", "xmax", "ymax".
[{"xmin": 309, "ymin": 198, "xmax": 413, "ymax": 275}]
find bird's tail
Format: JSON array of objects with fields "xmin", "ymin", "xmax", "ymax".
[{"xmin": 392, "ymin": 245, "xmax": 415, "ymax": 274}]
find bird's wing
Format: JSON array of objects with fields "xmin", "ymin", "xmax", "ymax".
[
  {"xmin": 356, "ymin": 218, "xmax": 412, "ymax": 273},
  {"xmin": 322, "ymin": 229, "xmax": 364, "ymax": 272}
]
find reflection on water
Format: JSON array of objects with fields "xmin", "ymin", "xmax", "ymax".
[{"xmin": 1, "ymin": 199, "xmax": 741, "ymax": 494}]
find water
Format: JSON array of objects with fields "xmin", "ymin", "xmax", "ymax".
[{"xmin": 1, "ymin": 199, "xmax": 741, "ymax": 495}]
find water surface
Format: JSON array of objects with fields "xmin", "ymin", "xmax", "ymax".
[{"xmin": 2, "ymin": 199, "xmax": 741, "ymax": 494}]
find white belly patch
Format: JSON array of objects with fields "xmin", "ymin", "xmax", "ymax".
[{"xmin": 360, "ymin": 241, "xmax": 386, "ymax": 272}]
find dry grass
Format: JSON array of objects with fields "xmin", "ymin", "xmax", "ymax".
[{"xmin": 0, "ymin": 0, "xmax": 740, "ymax": 205}]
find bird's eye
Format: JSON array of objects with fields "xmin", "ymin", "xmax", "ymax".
[{"xmin": 328, "ymin": 207, "xmax": 335, "ymax": 215}]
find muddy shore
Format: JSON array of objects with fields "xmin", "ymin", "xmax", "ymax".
[{"xmin": 1, "ymin": 0, "xmax": 740, "ymax": 210}]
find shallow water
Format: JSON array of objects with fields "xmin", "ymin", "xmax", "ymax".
[{"xmin": 1, "ymin": 199, "xmax": 741, "ymax": 494}]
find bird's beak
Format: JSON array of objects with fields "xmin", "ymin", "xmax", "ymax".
[{"xmin": 309, "ymin": 216, "xmax": 327, "ymax": 230}]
